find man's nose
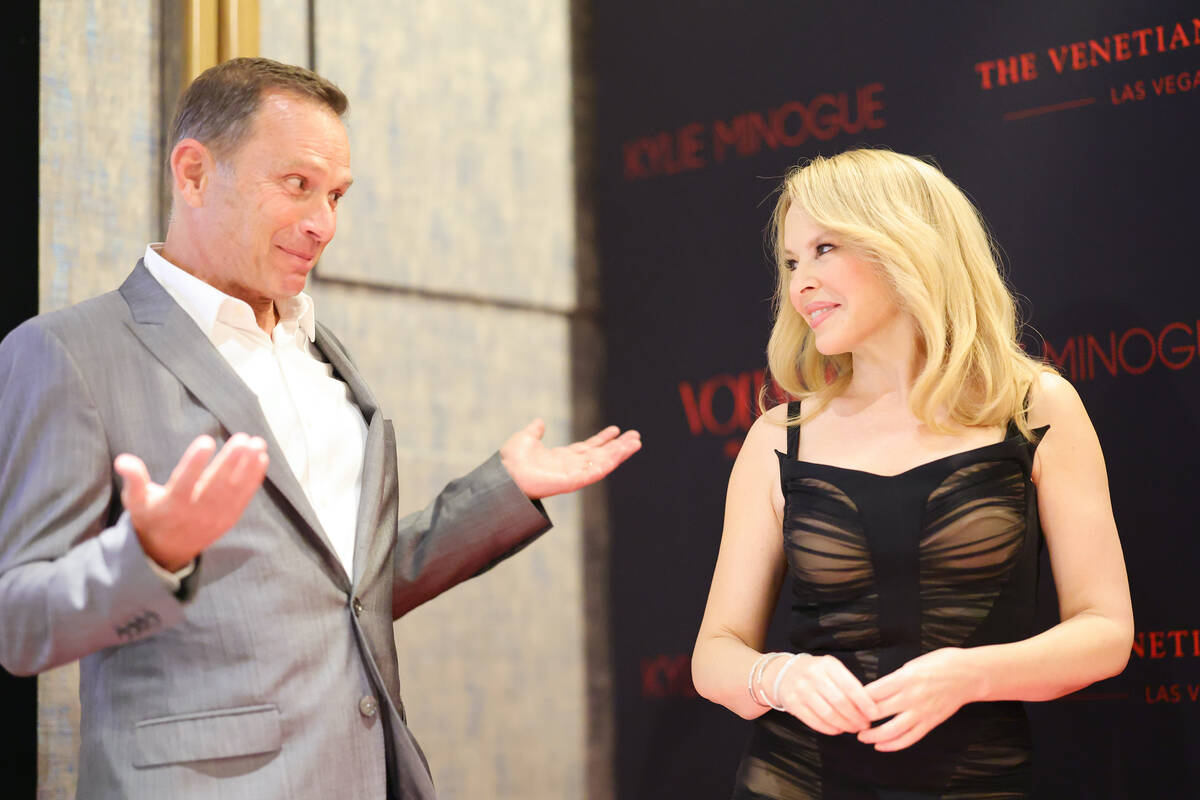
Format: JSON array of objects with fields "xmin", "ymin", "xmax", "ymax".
[{"xmin": 301, "ymin": 198, "xmax": 337, "ymax": 243}]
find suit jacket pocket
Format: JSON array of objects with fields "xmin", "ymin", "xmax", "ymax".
[{"xmin": 133, "ymin": 704, "xmax": 281, "ymax": 768}]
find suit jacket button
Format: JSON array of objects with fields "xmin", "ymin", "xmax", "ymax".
[
  {"xmin": 352, "ymin": 597, "xmax": 364, "ymax": 616},
  {"xmin": 359, "ymin": 695, "xmax": 378, "ymax": 717}
]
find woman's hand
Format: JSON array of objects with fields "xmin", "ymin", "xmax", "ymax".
[
  {"xmin": 768, "ymin": 653, "xmax": 881, "ymax": 735},
  {"xmin": 857, "ymin": 647, "xmax": 983, "ymax": 751}
]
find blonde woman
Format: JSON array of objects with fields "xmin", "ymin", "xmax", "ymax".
[{"xmin": 692, "ymin": 149, "xmax": 1132, "ymax": 798}]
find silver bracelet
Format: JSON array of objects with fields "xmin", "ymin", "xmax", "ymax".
[
  {"xmin": 768, "ymin": 653, "xmax": 803, "ymax": 711},
  {"xmin": 749, "ymin": 652, "xmax": 788, "ymax": 707},
  {"xmin": 747, "ymin": 653, "xmax": 771, "ymax": 706},
  {"xmin": 744, "ymin": 652, "xmax": 772, "ymax": 705}
]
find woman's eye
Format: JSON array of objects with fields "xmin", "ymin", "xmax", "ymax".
[
  {"xmin": 784, "ymin": 259, "xmax": 798, "ymax": 272},
  {"xmin": 815, "ymin": 243, "xmax": 834, "ymax": 256}
]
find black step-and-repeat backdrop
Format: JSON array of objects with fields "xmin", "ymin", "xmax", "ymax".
[{"xmin": 593, "ymin": 1, "xmax": 1200, "ymax": 797}]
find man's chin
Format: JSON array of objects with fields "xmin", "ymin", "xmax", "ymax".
[{"xmin": 280, "ymin": 270, "xmax": 312, "ymax": 297}]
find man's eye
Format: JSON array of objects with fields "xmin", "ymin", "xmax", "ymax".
[
  {"xmin": 286, "ymin": 176, "xmax": 306, "ymax": 191},
  {"xmin": 329, "ymin": 192, "xmax": 343, "ymax": 208}
]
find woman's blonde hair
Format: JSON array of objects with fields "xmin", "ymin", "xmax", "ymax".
[{"xmin": 764, "ymin": 149, "xmax": 1051, "ymax": 438}]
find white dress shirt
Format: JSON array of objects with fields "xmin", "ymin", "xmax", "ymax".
[{"xmin": 142, "ymin": 244, "xmax": 368, "ymax": 575}]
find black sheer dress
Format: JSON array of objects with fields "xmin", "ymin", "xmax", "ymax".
[{"xmin": 732, "ymin": 402, "xmax": 1049, "ymax": 800}]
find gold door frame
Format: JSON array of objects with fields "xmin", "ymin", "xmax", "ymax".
[{"xmin": 183, "ymin": 0, "xmax": 259, "ymax": 85}]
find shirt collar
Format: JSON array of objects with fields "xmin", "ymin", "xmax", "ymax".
[
  {"xmin": 142, "ymin": 244, "xmax": 316, "ymax": 342},
  {"xmin": 278, "ymin": 292, "xmax": 317, "ymax": 342}
]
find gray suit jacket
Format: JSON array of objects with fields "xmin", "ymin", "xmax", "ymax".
[{"xmin": 0, "ymin": 263, "xmax": 551, "ymax": 799}]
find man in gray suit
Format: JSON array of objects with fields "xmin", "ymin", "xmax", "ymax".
[{"xmin": 0, "ymin": 58, "xmax": 640, "ymax": 799}]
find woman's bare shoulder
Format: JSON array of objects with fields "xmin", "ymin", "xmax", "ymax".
[
  {"xmin": 1027, "ymin": 371, "xmax": 1087, "ymax": 429},
  {"xmin": 740, "ymin": 402, "xmax": 792, "ymax": 459}
]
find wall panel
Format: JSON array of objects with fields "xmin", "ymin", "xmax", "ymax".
[{"xmin": 313, "ymin": 0, "xmax": 575, "ymax": 310}]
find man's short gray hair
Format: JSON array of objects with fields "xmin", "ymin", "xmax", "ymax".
[{"xmin": 167, "ymin": 57, "xmax": 349, "ymax": 159}]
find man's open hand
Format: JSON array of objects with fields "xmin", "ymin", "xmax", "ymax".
[
  {"xmin": 499, "ymin": 419, "xmax": 641, "ymax": 500},
  {"xmin": 114, "ymin": 433, "xmax": 269, "ymax": 571}
]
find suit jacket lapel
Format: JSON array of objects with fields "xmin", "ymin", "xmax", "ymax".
[
  {"xmin": 314, "ymin": 322, "xmax": 379, "ymax": 421},
  {"xmin": 351, "ymin": 413, "xmax": 397, "ymax": 584},
  {"xmin": 312, "ymin": 323, "xmax": 395, "ymax": 585},
  {"xmin": 118, "ymin": 262, "xmax": 346, "ymax": 585}
]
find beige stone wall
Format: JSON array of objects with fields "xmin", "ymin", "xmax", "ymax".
[
  {"xmin": 305, "ymin": 1, "xmax": 586, "ymax": 794},
  {"xmin": 312, "ymin": 0, "xmax": 576, "ymax": 310},
  {"xmin": 39, "ymin": 0, "xmax": 162, "ymax": 311},
  {"xmin": 38, "ymin": 3, "xmax": 163, "ymax": 796},
  {"xmin": 38, "ymin": 2, "xmax": 595, "ymax": 799},
  {"xmin": 312, "ymin": 285, "xmax": 584, "ymax": 799}
]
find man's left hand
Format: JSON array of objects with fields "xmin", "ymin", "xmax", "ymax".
[{"xmin": 500, "ymin": 419, "xmax": 641, "ymax": 500}]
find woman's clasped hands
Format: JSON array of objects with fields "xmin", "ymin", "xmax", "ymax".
[{"xmin": 760, "ymin": 648, "xmax": 984, "ymax": 752}]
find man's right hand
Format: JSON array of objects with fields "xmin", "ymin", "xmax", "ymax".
[{"xmin": 114, "ymin": 433, "xmax": 269, "ymax": 571}]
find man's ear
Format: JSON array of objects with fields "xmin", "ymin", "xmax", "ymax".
[{"xmin": 170, "ymin": 138, "xmax": 215, "ymax": 208}]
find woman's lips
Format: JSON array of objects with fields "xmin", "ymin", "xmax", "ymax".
[{"xmin": 805, "ymin": 303, "xmax": 839, "ymax": 329}]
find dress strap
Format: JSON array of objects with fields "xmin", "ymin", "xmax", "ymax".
[
  {"xmin": 1005, "ymin": 386, "xmax": 1034, "ymax": 439},
  {"xmin": 786, "ymin": 400, "xmax": 801, "ymax": 459},
  {"xmin": 1007, "ymin": 418, "xmax": 1051, "ymax": 444}
]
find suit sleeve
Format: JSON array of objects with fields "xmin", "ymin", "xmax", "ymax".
[
  {"xmin": 0, "ymin": 321, "xmax": 187, "ymax": 676},
  {"xmin": 392, "ymin": 452, "xmax": 552, "ymax": 618}
]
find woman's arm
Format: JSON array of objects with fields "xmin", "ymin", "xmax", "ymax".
[
  {"xmin": 691, "ymin": 408, "xmax": 788, "ymax": 720},
  {"xmin": 859, "ymin": 372, "xmax": 1134, "ymax": 751},
  {"xmin": 692, "ymin": 406, "xmax": 878, "ymax": 731}
]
